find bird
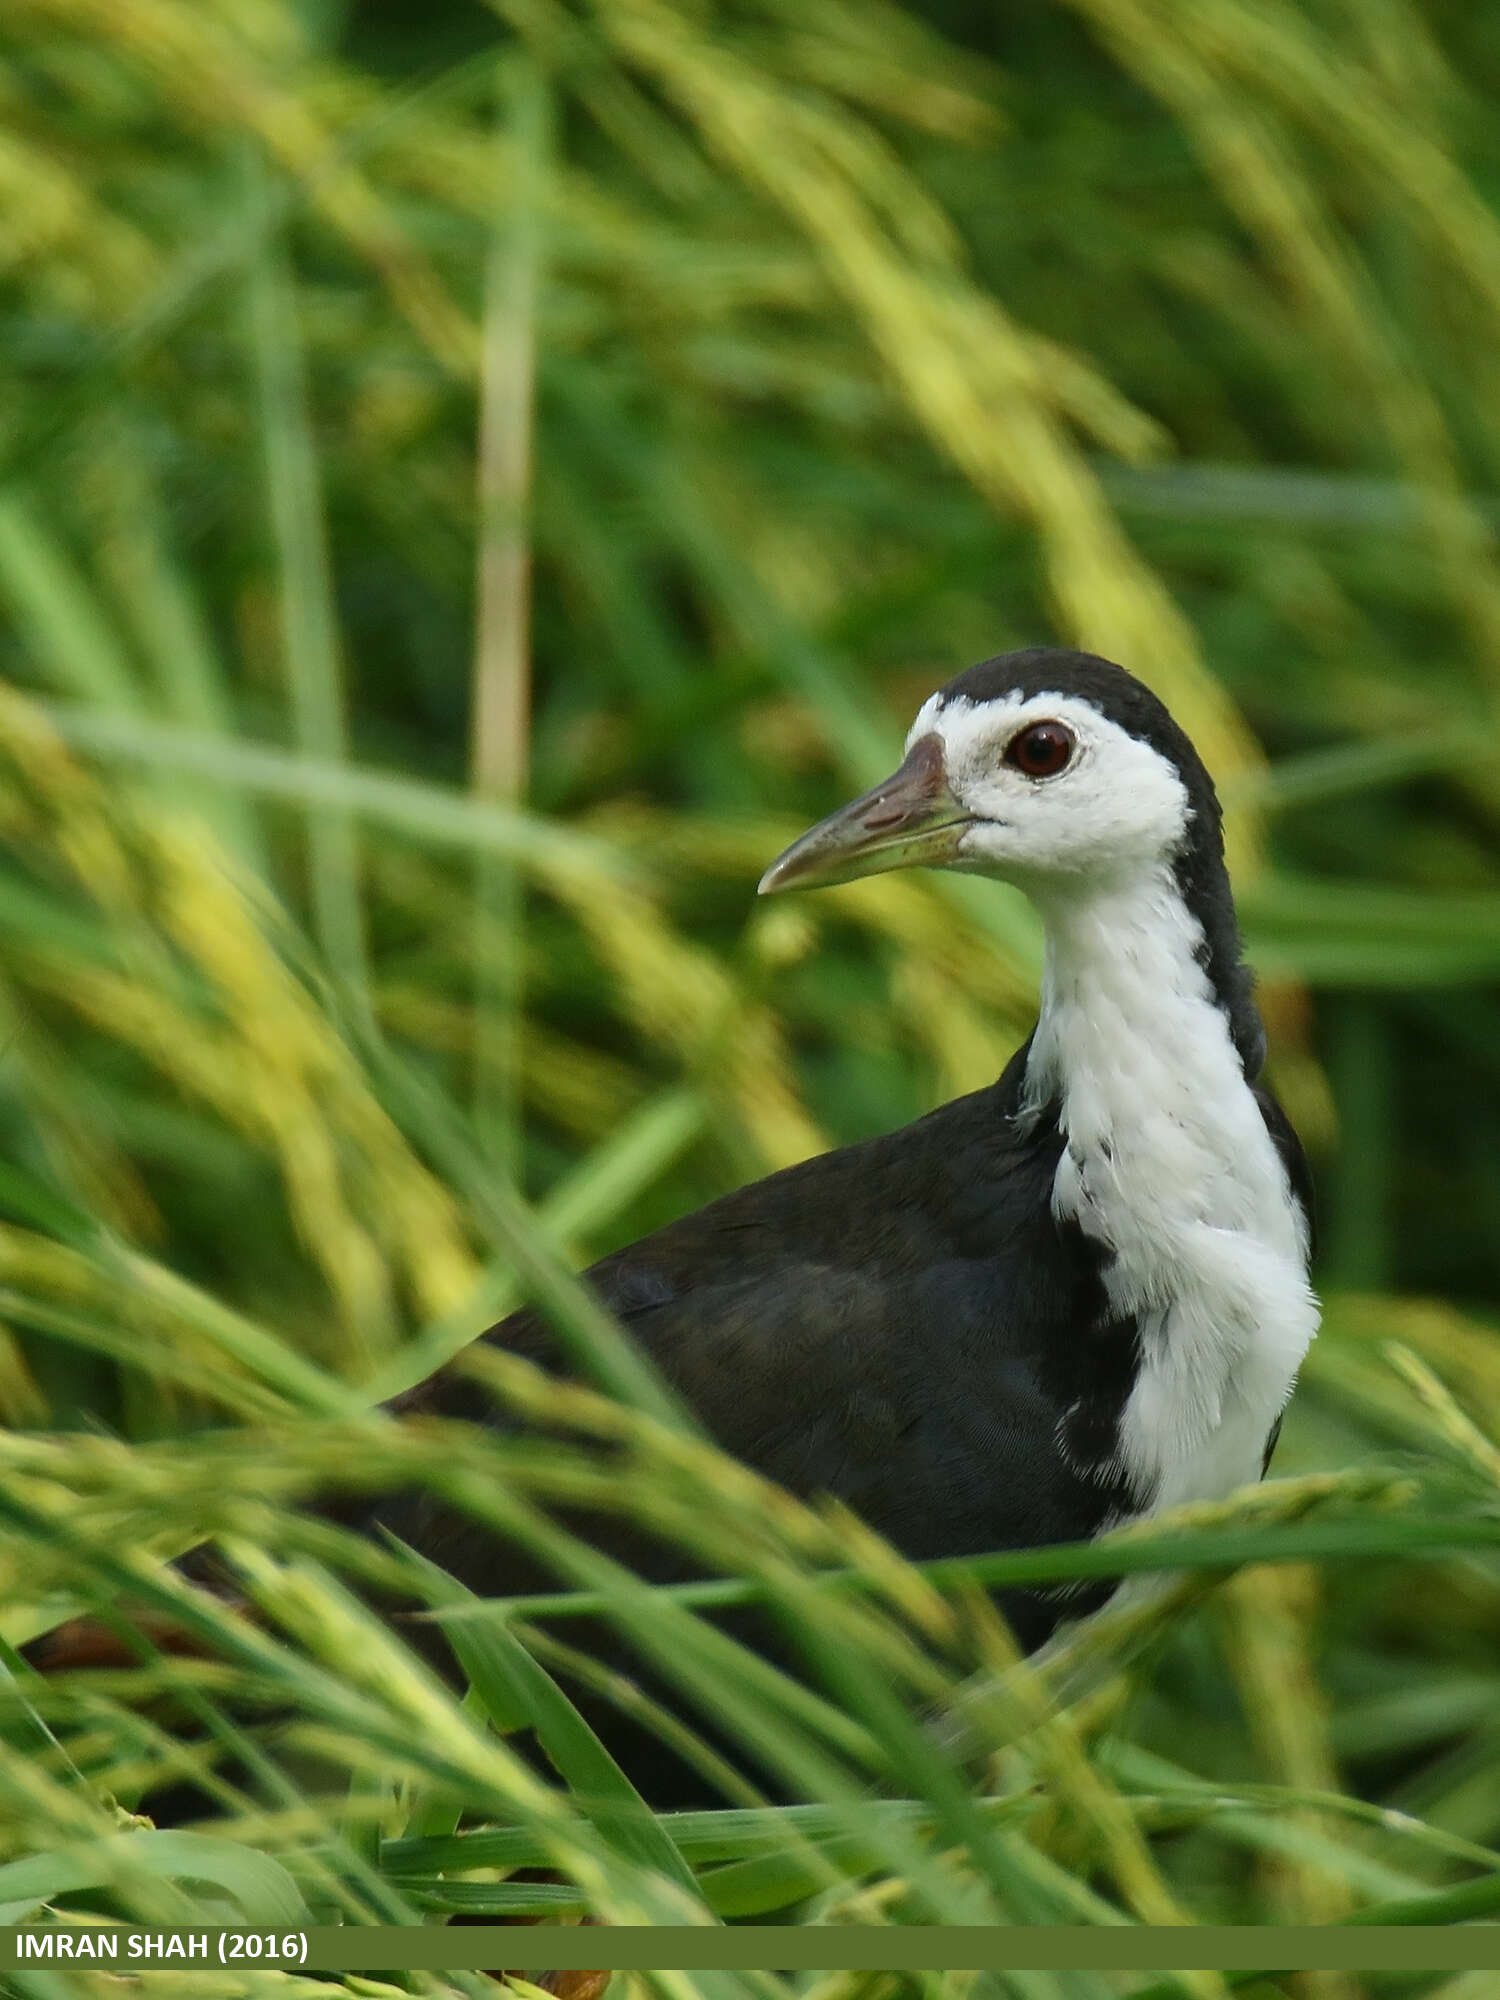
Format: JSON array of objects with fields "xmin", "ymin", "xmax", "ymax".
[
  {"xmin": 357, "ymin": 646, "xmax": 1319, "ymax": 1778},
  {"xmin": 35, "ymin": 646, "xmax": 1319, "ymax": 1814}
]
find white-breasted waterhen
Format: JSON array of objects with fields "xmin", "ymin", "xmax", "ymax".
[
  {"xmin": 356, "ymin": 648, "xmax": 1319, "ymax": 1785},
  {"xmin": 40, "ymin": 648, "xmax": 1319, "ymax": 1811}
]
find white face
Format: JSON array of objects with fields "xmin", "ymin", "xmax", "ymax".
[{"xmin": 907, "ymin": 688, "xmax": 1193, "ymax": 888}]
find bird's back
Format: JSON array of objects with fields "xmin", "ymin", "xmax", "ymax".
[{"xmin": 372, "ymin": 1043, "xmax": 1138, "ymax": 1646}]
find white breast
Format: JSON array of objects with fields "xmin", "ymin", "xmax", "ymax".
[{"xmin": 1025, "ymin": 868, "xmax": 1319, "ymax": 1519}]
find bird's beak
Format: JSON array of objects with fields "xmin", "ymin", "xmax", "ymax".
[{"xmin": 758, "ymin": 733, "xmax": 972, "ymax": 895}]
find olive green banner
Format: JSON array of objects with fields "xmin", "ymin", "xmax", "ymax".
[{"xmin": 3, "ymin": 1927, "xmax": 1499, "ymax": 1973}]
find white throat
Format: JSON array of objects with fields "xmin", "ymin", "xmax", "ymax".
[{"xmin": 1023, "ymin": 863, "xmax": 1318, "ymax": 1518}]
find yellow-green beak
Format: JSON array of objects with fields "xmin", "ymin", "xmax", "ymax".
[{"xmin": 758, "ymin": 733, "xmax": 972, "ymax": 895}]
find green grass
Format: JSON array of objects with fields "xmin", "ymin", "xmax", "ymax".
[{"xmin": 1, "ymin": 0, "xmax": 1499, "ymax": 1995}]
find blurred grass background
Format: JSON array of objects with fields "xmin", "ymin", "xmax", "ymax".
[{"xmin": 2, "ymin": 0, "xmax": 1500, "ymax": 1993}]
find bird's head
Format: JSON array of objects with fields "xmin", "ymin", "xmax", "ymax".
[{"xmin": 759, "ymin": 648, "xmax": 1217, "ymax": 901}]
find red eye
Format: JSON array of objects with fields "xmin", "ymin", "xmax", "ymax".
[{"xmin": 1005, "ymin": 720, "xmax": 1075, "ymax": 778}]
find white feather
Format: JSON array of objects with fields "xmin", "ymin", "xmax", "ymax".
[
  {"xmin": 1028, "ymin": 864, "xmax": 1317, "ymax": 1515},
  {"xmin": 925, "ymin": 686, "xmax": 1320, "ymax": 1518}
]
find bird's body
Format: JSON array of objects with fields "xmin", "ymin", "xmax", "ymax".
[
  {"xmin": 36, "ymin": 648, "xmax": 1317, "ymax": 1817},
  {"xmin": 382, "ymin": 1040, "xmax": 1133, "ymax": 1649},
  {"xmin": 367, "ymin": 648, "xmax": 1318, "ymax": 1664}
]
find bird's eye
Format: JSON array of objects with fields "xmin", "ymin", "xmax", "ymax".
[{"xmin": 1005, "ymin": 720, "xmax": 1075, "ymax": 779}]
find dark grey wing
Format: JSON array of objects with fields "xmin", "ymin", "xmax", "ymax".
[
  {"xmin": 362, "ymin": 1074, "xmax": 1128, "ymax": 1652},
  {"xmin": 389, "ymin": 1244, "xmax": 1117, "ymax": 1586},
  {"xmin": 337, "ymin": 1089, "xmax": 1140, "ymax": 1805}
]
